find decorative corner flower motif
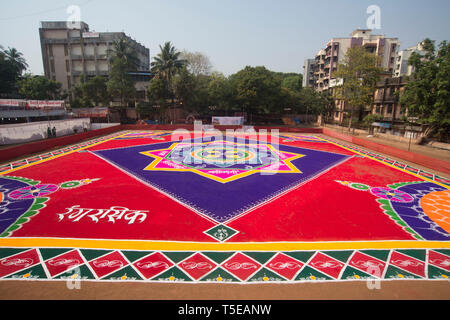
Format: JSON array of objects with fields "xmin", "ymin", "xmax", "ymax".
[
  {"xmin": 370, "ymin": 187, "xmax": 414, "ymax": 203},
  {"xmin": 8, "ymin": 184, "xmax": 58, "ymax": 200}
]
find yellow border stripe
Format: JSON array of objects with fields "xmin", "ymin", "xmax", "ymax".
[
  {"xmin": 0, "ymin": 238, "xmax": 448, "ymax": 251},
  {"xmin": 0, "ymin": 131, "xmax": 130, "ymax": 176}
]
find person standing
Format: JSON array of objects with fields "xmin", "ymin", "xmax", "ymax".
[
  {"xmin": 47, "ymin": 127, "xmax": 52, "ymax": 139},
  {"xmin": 52, "ymin": 127, "xmax": 56, "ymax": 138}
]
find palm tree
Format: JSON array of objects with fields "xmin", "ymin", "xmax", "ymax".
[
  {"xmin": 151, "ymin": 42, "xmax": 187, "ymax": 120},
  {"xmin": 108, "ymin": 36, "xmax": 139, "ymax": 71},
  {"xmin": 4, "ymin": 47, "xmax": 28, "ymax": 74},
  {"xmin": 151, "ymin": 42, "xmax": 186, "ymax": 84}
]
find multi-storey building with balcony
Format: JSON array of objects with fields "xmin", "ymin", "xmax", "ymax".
[
  {"xmin": 313, "ymin": 29, "xmax": 400, "ymax": 92},
  {"xmin": 371, "ymin": 76, "xmax": 408, "ymax": 120},
  {"xmin": 302, "ymin": 59, "xmax": 317, "ymax": 88},
  {"xmin": 394, "ymin": 42, "xmax": 427, "ymax": 77},
  {"xmin": 305, "ymin": 29, "xmax": 401, "ymax": 123},
  {"xmin": 39, "ymin": 21, "xmax": 151, "ymax": 100}
]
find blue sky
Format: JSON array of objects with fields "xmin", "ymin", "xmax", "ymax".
[{"xmin": 1, "ymin": 0, "xmax": 449, "ymax": 76}]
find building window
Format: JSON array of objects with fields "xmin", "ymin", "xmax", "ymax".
[
  {"xmin": 66, "ymin": 60, "xmax": 70, "ymax": 72},
  {"xmin": 50, "ymin": 60, "xmax": 55, "ymax": 73},
  {"xmin": 376, "ymin": 105, "xmax": 381, "ymax": 113},
  {"xmin": 388, "ymin": 105, "xmax": 393, "ymax": 114},
  {"xmin": 64, "ymin": 44, "xmax": 68, "ymax": 56},
  {"xmin": 67, "ymin": 76, "xmax": 72, "ymax": 89},
  {"xmin": 48, "ymin": 45, "xmax": 53, "ymax": 57}
]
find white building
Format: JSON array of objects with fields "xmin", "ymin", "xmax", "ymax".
[
  {"xmin": 394, "ymin": 42, "xmax": 427, "ymax": 77},
  {"xmin": 302, "ymin": 59, "xmax": 317, "ymax": 88}
]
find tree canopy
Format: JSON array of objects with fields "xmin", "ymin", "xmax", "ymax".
[
  {"xmin": 0, "ymin": 46, "xmax": 29, "ymax": 95},
  {"xmin": 108, "ymin": 36, "xmax": 139, "ymax": 71},
  {"xmin": 71, "ymin": 76, "xmax": 110, "ymax": 108},
  {"xmin": 105, "ymin": 36, "xmax": 138, "ymax": 122},
  {"xmin": 334, "ymin": 46, "xmax": 383, "ymax": 129},
  {"xmin": 181, "ymin": 51, "xmax": 213, "ymax": 77},
  {"xmin": 231, "ymin": 66, "xmax": 284, "ymax": 114},
  {"xmin": 18, "ymin": 75, "xmax": 65, "ymax": 100},
  {"xmin": 151, "ymin": 42, "xmax": 186, "ymax": 84},
  {"xmin": 399, "ymin": 39, "xmax": 450, "ymax": 141}
]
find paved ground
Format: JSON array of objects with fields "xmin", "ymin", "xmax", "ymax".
[
  {"xmin": 317, "ymin": 133, "xmax": 449, "ymax": 178},
  {"xmin": 358, "ymin": 134, "xmax": 449, "ymax": 163},
  {"xmin": 1, "ymin": 280, "xmax": 449, "ymax": 300}
]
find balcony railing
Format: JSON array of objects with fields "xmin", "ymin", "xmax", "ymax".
[
  {"xmin": 374, "ymin": 95, "xmax": 398, "ymax": 103},
  {"xmin": 43, "ymin": 38, "xmax": 68, "ymax": 44}
]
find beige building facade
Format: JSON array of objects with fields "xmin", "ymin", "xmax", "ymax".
[
  {"xmin": 39, "ymin": 21, "xmax": 150, "ymax": 93},
  {"xmin": 304, "ymin": 29, "xmax": 401, "ymax": 124},
  {"xmin": 312, "ymin": 29, "xmax": 400, "ymax": 94}
]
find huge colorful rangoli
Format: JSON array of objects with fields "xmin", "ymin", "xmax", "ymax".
[{"xmin": 0, "ymin": 130, "xmax": 449, "ymax": 283}]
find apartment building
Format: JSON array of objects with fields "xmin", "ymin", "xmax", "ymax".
[
  {"xmin": 394, "ymin": 42, "xmax": 427, "ymax": 77},
  {"xmin": 39, "ymin": 21, "xmax": 150, "ymax": 94},
  {"xmin": 371, "ymin": 76, "xmax": 408, "ymax": 120},
  {"xmin": 312, "ymin": 29, "xmax": 400, "ymax": 93},
  {"xmin": 304, "ymin": 29, "xmax": 401, "ymax": 123},
  {"xmin": 302, "ymin": 59, "xmax": 317, "ymax": 88}
]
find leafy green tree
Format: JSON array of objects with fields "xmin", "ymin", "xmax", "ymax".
[
  {"xmin": 148, "ymin": 77, "xmax": 168, "ymax": 101},
  {"xmin": 192, "ymin": 74, "xmax": 212, "ymax": 114},
  {"xmin": 315, "ymin": 91, "xmax": 335, "ymax": 121},
  {"xmin": 83, "ymin": 76, "xmax": 110, "ymax": 106},
  {"xmin": 173, "ymin": 66, "xmax": 196, "ymax": 111},
  {"xmin": 107, "ymin": 58, "xmax": 136, "ymax": 121},
  {"xmin": 362, "ymin": 113, "xmax": 384, "ymax": 128},
  {"xmin": 107, "ymin": 37, "xmax": 138, "ymax": 122},
  {"xmin": 232, "ymin": 66, "xmax": 283, "ymax": 118},
  {"xmin": 72, "ymin": 76, "xmax": 110, "ymax": 108},
  {"xmin": 0, "ymin": 53, "xmax": 18, "ymax": 94},
  {"xmin": 399, "ymin": 39, "xmax": 450, "ymax": 141},
  {"xmin": 174, "ymin": 69, "xmax": 211, "ymax": 115},
  {"xmin": 108, "ymin": 36, "xmax": 139, "ymax": 70},
  {"xmin": 208, "ymin": 72, "xmax": 235, "ymax": 115},
  {"xmin": 273, "ymin": 72, "xmax": 302, "ymax": 82},
  {"xmin": 281, "ymin": 75, "xmax": 302, "ymax": 92},
  {"xmin": 18, "ymin": 75, "xmax": 65, "ymax": 100},
  {"xmin": 136, "ymin": 101, "xmax": 155, "ymax": 120},
  {"xmin": 298, "ymin": 87, "xmax": 322, "ymax": 120},
  {"xmin": 334, "ymin": 46, "xmax": 382, "ymax": 130},
  {"xmin": 147, "ymin": 76, "xmax": 169, "ymax": 123}
]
